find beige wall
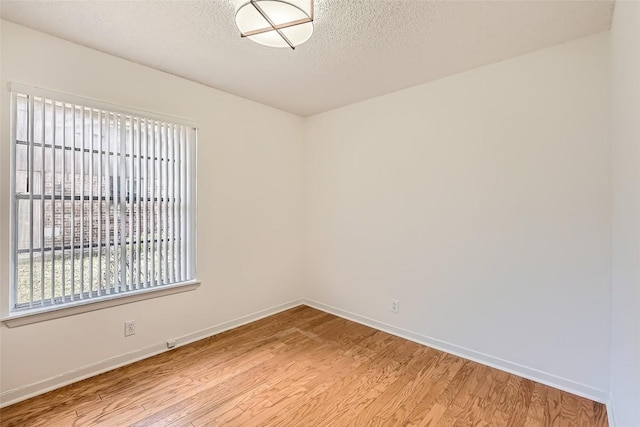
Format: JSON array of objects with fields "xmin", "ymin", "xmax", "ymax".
[
  {"xmin": 0, "ymin": 21, "xmax": 306, "ymax": 400},
  {"xmin": 610, "ymin": 1, "xmax": 640, "ymax": 425},
  {"xmin": 305, "ymin": 32, "xmax": 612, "ymax": 399}
]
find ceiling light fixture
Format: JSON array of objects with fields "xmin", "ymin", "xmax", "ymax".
[{"xmin": 236, "ymin": 0, "xmax": 314, "ymax": 50}]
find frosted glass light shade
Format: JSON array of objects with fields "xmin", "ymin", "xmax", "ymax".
[{"xmin": 236, "ymin": 0, "xmax": 314, "ymax": 49}]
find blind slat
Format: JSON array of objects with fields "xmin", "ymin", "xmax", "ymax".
[
  {"xmin": 61, "ymin": 103, "xmax": 67, "ymax": 301},
  {"xmin": 105, "ymin": 112, "xmax": 112, "ymax": 295},
  {"xmin": 181, "ymin": 127, "xmax": 187, "ymax": 282},
  {"xmin": 128, "ymin": 117, "xmax": 134, "ymax": 290},
  {"xmin": 143, "ymin": 120, "xmax": 149, "ymax": 288},
  {"xmin": 98, "ymin": 110, "xmax": 103, "ymax": 297},
  {"xmin": 169, "ymin": 124, "xmax": 175, "ymax": 285},
  {"xmin": 112, "ymin": 114, "xmax": 119, "ymax": 293},
  {"xmin": 89, "ymin": 108, "xmax": 94, "ymax": 298},
  {"xmin": 80, "ymin": 106, "xmax": 85, "ymax": 299},
  {"xmin": 176, "ymin": 126, "xmax": 183, "ymax": 282},
  {"xmin": 40, "ymin": 99, "xmax": 46, "ymax": 304},
  {"xmin": 28, "ymin": 95, "xmax": 35, "ymax": 308},
  {"xmin": 157, "ymin": 123, "xmax": 163, "ymax": 286},
  {"xmin": 70, "ymin": 104, "xmax": 76, "ymax": 301},
  {"xmin": 184, "ymin": 128, "xmax": 190, "ymax": 280},
  {"xmin": 163, "ymin": 123, "xmax": 169, "ymax": 286},
  {"xmin": 151, "ymin": 122, "xmax": 160, "ymax": 286},
  {"xmin": 119, "ymin": 116, "xmax": 127, "ymax": 292},
  {"xmin": 50, "ymin": 100, "xmax": 57, "ymax": 304},
  {"xmin": 136, "ymin": 118, "xmax": 142, "ymax": 290}
]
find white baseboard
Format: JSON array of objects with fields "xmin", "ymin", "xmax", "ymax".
[
  {"xmin": 302, "ymin": 299, "xmax": 611, "ymax": 405},
  {"xmin": 0, "ymin": 298, "xmax": 304, "ymax": 408}
]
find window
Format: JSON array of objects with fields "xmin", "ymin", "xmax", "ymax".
[{"xmin": 9, "ymin": 84, "xmax": 197, "ymax": 315}]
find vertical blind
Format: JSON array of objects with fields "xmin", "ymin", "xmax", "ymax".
[{"xmin": 10, "ymin": 85, "xmax": 197, "ymax": 311}]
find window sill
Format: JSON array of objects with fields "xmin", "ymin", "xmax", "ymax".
[{"xmin": 1, "ymin": 280, "xmax": 200, "ymax": 328}]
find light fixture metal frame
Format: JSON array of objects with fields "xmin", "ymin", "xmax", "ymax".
[{"xmin": 237, "ymin": 0, "xmax": 314, "ymax": 50}]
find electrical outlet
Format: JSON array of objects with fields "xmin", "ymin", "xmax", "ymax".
[
  {"xmin": 124, "ymin": 320, "xmax": 136, "ymax": 337},
  {"xmin": 391, "ymin": 299, "xmax": 399, "ymax": 314}
]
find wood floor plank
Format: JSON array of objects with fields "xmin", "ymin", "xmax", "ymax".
[
  {"xmin": 452, "ymin": 397, "xmax": 491, "ymax": 427},
  {"xmin": 577, "ymin": 395, "xmax": 596, "ymax": 427},
  {"xmin": 300, "ymin": 345, "xmax": 434, "ymax": 426},
  {"xmin": 452, "ymin": 369, "xmax": 509, "ymax": 427},
  {"xmin": 391, "ymin": 355, "xmax": 469, "ymax": 426},
  {"xmin": 130, "ymin": 334, "xmax": 315, "ymax": 426},
  {"xmin": 492, "ymin": 374, "xmax": 523, "ymax": 421},
  {"xmin": 229, "ymin": 344, "xmax": 368, "ymax": 426},
  {"xmin": 342, "ymin": 347, "xmax": 441, "ymax": 426},
  {"xmin": 436, "ymin": 361, "xmax": 477, "ymax": 408},
  {"xmin": 0, "ymin": 306, "xmax": 608, "ymax": 427},
  {"xmin": 593, "ymin": 401, "xmax": 608, "ymax": 427},
  {"xmin": 73, "ymin": 403, "xmax": 146, "ymax": 426},
  {"xmin": 546, "ymin": 386, "xmax": 564, "ymax": 427},
  {"xmin": 235, "ymin": 342, "xmax": 348, "ymax": 411},
  {"xmin": 476, "ymin": 370, "xmax": 511, "ymax": 423},
  {"xmin": 491, "ymin": 410, "xmax": 512, "ymax": 426},
  {"xmin": 234, "ymin": 344, "xmax": 376, "ymax": 425},
  {"xmin": 126, "ymin": 339, "xmax": 289, "ymax": 424},
  {"xmin": 524, "ymin": 381, "xmax": 549, "ymax": 426},
  {"xmin": 188, "ymin": 338, "xmax": 333, "ymax": 426},
  {"xmin": 0, "ymin": 392, "xmax": 100, "ymax": 426},
  {"xmin": 437, "ymin": 364, "xmax": 492, "ymax": 427},
  {"xmin": 560, "ymin": 391, "xmax": 581, "ymax": 427},
  {"xmin": 506, "ymin": 378, "xmax": 534, "ymax": 427},
  {"xmin": 269, "ymin": 338, "xmax": 418, "ymax": 427}
]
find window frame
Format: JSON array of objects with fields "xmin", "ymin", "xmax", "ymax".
[{"xmin": 2, "ymin": 82, "xmax": 199, "ymax": 326}]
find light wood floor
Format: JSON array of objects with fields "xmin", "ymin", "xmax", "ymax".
[{"xmin": 0, "ymin": 306, "xmax": 608, "ymax": 427}]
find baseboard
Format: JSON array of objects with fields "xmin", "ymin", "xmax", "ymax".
[
  {"xmin": 0, "ymin": 298, "xmax": 304, "ymax": 408},
  {"xmin": 303, "ymin": 299, "xmax": 610, "ymax": 404}
]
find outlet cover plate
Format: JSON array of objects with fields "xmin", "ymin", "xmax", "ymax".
[
  {"xmin": 125, "ymin": 320, "xmax": 136, "ymax": 337},
  {"xmin": 391, "ymin": 299, "xmax": 399, "ymax": 314}
]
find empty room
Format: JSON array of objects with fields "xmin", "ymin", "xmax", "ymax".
[{"xmin": 0, "ymin": 0, "xmax": 638, "ymax": 426}]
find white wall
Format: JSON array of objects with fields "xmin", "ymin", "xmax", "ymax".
[
  {"xmin": 0, "ymin": 21, "xmax": 306, "ymax": 402},
  {"xmin": 610, "ymin": 1, "xmax": 640, "ymax": 425},
  {"xmin": 306, "ymin": 32, "xmax": 612, "ymax": 398}
]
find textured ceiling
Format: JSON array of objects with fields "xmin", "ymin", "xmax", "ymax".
[{"xmin": 1, "ymin": 0, "xmax": 614, "ymax": 116}]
